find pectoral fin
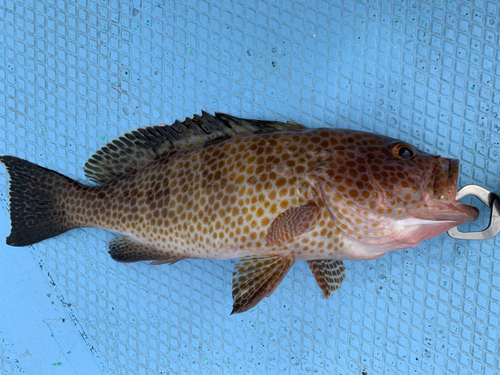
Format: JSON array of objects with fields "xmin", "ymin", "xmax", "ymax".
[
  {"xmin": 231, "ymin": 255, "xmax": 295, "ymax": 314},
  {"xmin": 307, "ymin": 259, "xmax": 345, "ymax": 298},
  {"xmin": 265, "ymin": 205, "xmax": 322, "ymax": 246},
  {"xmin": 108, "ymin": 237, "xmax": 182, "ymax": 265}
]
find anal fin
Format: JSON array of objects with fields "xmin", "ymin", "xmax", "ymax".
[
  {"xmin": 307, "ymin": 260, "xmax": 345, "ymax": 298},
  {"xmin": 108, "ymin": 237, "xmax": 182, "ymax": 265},
  {"xmin": 231, "ymin": 255, "xmax": 294, "ymax": 314}
]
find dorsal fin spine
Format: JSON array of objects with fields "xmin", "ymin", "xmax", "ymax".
[{"xmin": 84, "ymin": 112, "xmax": 307, "ymax": 185}]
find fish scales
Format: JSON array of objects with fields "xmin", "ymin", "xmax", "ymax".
[
  {"xmin": 0, "ymin": 112, "xmax": 478, "ymax": 313},
  {"xmin": 69, "ymin": 129, "xmax": 352, "ymax": 260}
]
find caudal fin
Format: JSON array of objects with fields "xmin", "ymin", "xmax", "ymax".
[{"xmin": 0, "ymin": 156, "xmax": 79, "ymax": 246}]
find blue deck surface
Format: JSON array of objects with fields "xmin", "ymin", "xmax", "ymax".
[{"xmin": 0, "ymin": 0, "xmax": 499, "ymax": 374}]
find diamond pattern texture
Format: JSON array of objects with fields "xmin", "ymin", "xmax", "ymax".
[{"xmin": 1, "ymin": 0, "xmax": 500, "ymax": 374}]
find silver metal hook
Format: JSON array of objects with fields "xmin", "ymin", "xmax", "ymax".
[{"xmin": 447, "ymin": 185, "xmax": 500, "ymax": 240}]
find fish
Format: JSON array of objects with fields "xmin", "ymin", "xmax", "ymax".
[{"xmin": 0, "ymin": 112, "xmax": 479, "ymax": 314}]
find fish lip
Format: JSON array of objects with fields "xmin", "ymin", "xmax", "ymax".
[
  {"xmin": 450, "ymin": 201, "xmax": 480, "ymax": 221},
  {"xmin": 408, "ymin": 201, "xmax": 479, "ymax": 224}
]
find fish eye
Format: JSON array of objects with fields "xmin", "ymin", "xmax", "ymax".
[{"xmin": 391, "ymin": 143, "xmax": 416, "ymax": 161}]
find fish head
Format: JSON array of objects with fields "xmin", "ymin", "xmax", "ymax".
[{"xmin": 310, "ymin": 130, "xmax": 479, "ymax": 256}]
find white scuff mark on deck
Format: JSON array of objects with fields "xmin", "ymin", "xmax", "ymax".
[{"xmin": 0, "ymin": 194, "xmax": 107, "ymax": 374}]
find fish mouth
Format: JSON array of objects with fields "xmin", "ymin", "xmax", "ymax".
[{"xmin": 409, "ymin": 158, "xmax": 479, "ymax": 223}]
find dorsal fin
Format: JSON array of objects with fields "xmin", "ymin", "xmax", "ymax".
[{"xmin": 84, "ymin": 112, "xmax": 307, "ymax": 185}]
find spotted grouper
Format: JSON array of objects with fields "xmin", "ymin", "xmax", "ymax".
[{"xmin": 0, "ymin": 112, "xmax": 478, "ymax": 313}]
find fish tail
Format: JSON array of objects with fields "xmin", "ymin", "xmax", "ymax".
[{"xmin": 0, "ymin": 156, "xmax": 80, "ymax": 247}]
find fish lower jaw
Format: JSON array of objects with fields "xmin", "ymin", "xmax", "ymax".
[
  {"xmin": 338, "ymin": 217, "xmax": 466, "ymax": 260},
  {"xmin": 391, "ymin": 217, "xmax": 465, "ymax": 248}
]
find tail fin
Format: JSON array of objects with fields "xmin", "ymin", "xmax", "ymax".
[{"xmin": 0, "ymin": 156, "xmax": 79, "ymax": 246}]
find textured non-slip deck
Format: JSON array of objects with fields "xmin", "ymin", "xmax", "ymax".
[{"xmin": 0, "ymin": 0, "xmax": 499, "ymax": 373}]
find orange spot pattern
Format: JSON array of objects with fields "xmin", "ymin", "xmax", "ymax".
[{"xmin": 64, "ymin": 128, "xmax": 462, "ymax": 261}]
